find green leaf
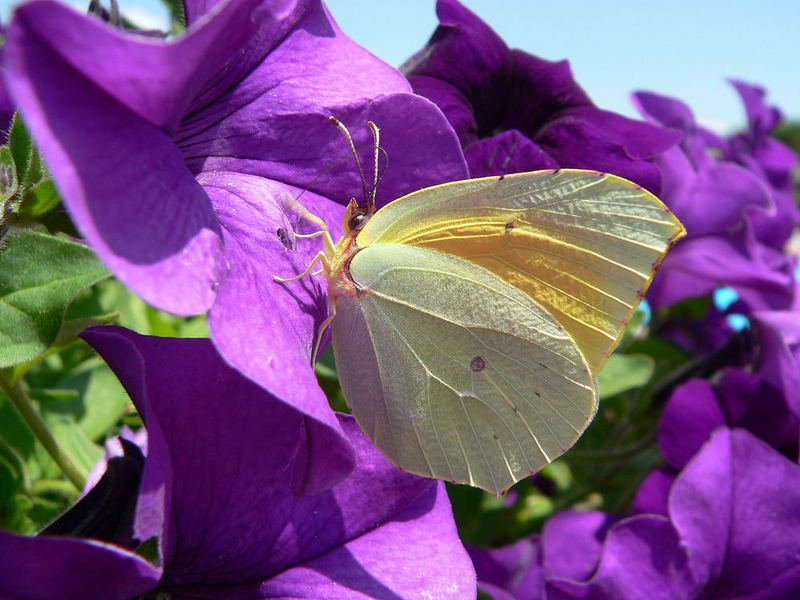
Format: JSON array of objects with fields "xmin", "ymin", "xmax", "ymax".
[
  {"xmin": 40, "ymin": 414, "xmax": 102, "ymax": 479},
  {"xmin": 43, "ymin": 360, "xmax": 130, "ymax": 441},
  {"xmin": 597, "ymin": 353, "xmax": 655, "ymax": 398},
  {"xmin": 7, "ymin": 115, "xmax": 32, "ymax": 185},
  {"xmin": 20, "ymin": 141, "xmax": 45, "ymax": 191},
  {"xmin": 0, "ymin": 393, "xmax": 36, "ymax": 461},
  {"xmin": 0, "ymin": 146, "xmax": 18, "ymax": 203},
  {"xmin": 0, "ymin": 456, "xmax": 18, "ymax": 503},
  {"xmin": 159, "ymin": 0, "xmax": 186, "ymax": 29},
  {"xmin": 0, "ymin": 433, "xmax": 30, "ymax": 489},
  {"xmin": 516, "ymin": 491, "xmax": 554, "ymax": 521},
  {"xmin": 539, "ymin": 460, "xmax": 573, "ymax": 492},
  {"xmin": 0, "ymin": 230, "xmax": 109, "ymax": 368},
  {"xmin": 50, "ymin": 313, "xmax": 118, "ymax": 350},
  {"xmin": 92, "ymin": 278, "xmax": 208, "ymax": 338},
  {"xmin": 28, "ymin": 388, "xmax": 80, "ymax": 403},
  {"xmin": 18, "ymin": 179, "xmax": 60, "ymax": 219},
  {"xmin": 315, "ymin": 345, "xmax": 347, "ymax": 413}
]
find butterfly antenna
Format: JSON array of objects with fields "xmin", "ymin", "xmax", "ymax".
[
  {"xmin": 374, "ymin": 146, "xmax": 389, "ymax": 199},
  {"xmin": 367, "ymin": 121, "xmax": 380, "ymax": 206},
  {"xmin": 329, "ymin": 116, "xmax": 370, "ymax": 207}
]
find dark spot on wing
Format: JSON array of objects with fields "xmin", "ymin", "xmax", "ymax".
[
  {"xmin": 505, "ymin": 222, "xmax": 514, "ymax": 233},
  {"xmin": 470, "ymin": 356, "xmax": 486, "ymax": 372},
  {"xmin": 534, "ymin": 391, "xmax": 541, "ymax": 398}
]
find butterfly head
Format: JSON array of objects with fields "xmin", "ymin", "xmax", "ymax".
[
  {"xmin": 330, "ymin": 116, "xmax": 382, "ymax": 238},
  {"xmin": 342, "ymin": 196, "xmax": 374, "ymax": 236}
]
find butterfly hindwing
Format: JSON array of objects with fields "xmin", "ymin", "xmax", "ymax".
[{"xmin": 331, "ymin": 243, "xmax": 596, "ymax": 495}]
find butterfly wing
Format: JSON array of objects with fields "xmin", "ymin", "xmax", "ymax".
[
  {"xmin": 331, "ymin": 242, "xmax": 596, "ymax": 496},
  {"xmin": 358, "ymin": 170, "xmax": 686, "ymax": 374}
]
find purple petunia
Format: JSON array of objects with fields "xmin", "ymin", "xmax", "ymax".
[
  {"xmin": 2, "ymin": 0, "xmax": 469, "ymax": 494},
  {"xmin": 725, "ymin": 80, "xmax": 800, "ymax": 250},
  {"xmin": 402, "ymin": 0, "xmax": 679, "ymax": 192},
  {"xmin": 0, "ymin": 326, "xmax": 476, "ymax": 600},
  {"xmin": 634, "ymin": 369, "xmax": 800, "ymax": 515},
  {"xmin": 634, "ymin": 86, "xmax": 798, "ymax": 312},
  {"xmin": 751, "ymin": 307, "xmax": 800, "ymax": 423},
  {"xmin": 471, "ymin": 429, "xmax": 800, "ymax": 599}
]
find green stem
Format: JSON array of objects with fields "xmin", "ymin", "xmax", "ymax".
[{"xmin": 1, "ymin": 377, "xmax": 84, "ymax": 490}]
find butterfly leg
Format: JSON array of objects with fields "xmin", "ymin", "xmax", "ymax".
[
  {"xmin": 273, "ymin": 251, "xmax": 331, "ymax": 283},
  {"xmin": 280, "ymin": 193, "xmax": 336, "ymax": 257},
  {"xmin": 311, "ymin": 294, "xmax": 337, "ymax": 365}
]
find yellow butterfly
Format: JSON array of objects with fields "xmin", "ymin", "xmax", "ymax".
[{"xmin": 277, "ymin": 118, "xmax": 685, "ymax": 496}]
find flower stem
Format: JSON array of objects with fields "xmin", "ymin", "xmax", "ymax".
[{"xmin": 1, "ymin": 377, "xmax": 84, "ymax": 490}]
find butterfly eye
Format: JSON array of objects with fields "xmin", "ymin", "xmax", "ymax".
[{"xmin": 349, "ymin": 212, "xmax": 366, "ymax": 231}]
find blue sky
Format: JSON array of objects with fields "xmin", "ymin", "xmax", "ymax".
[{"xmin": 2, "ymin": 0, "xmax": 798, "ymax": 133}]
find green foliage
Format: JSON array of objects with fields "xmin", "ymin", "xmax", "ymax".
[
  {"xmin": 0, "ymin": 230, "xmax": 110, "ymax": 370},
  {"xmin": 774, "ymin": 121, "xmax": 800, "ymax": 204},
  {"xmin": 598, "ymin": 353, "xmax": 655, "ymax": 399},
  {"xmin": 315, "ymin": 345, "xmax": 348, "ymax": 412},
  {"xmin": 0, "ymin": 123, "xmax": 207, "ymax": 531},
  {"xmin": 774, "ymin": 121, "xmax": 800, "ymax": 155},
  {"xmin": 160, "ymin": 0, "xmax": 186, "ymax": 31},
  {"xmin": 0, "ymin": 115, "xmax": 75, "ymax": 238}
]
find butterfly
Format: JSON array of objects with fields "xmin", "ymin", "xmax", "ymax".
[{"xmin": 276, "ymin": 118, "xmax": 685, "ymax": 495}]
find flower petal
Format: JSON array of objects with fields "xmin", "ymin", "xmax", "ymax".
[
  {"xmin": 543, "ymin": 510, "xmax": 619, "ymax": 583},
  {"xmin": 545, "ymin": 515, "xmax": 696, "ymax": 600},
  {"xmin": 469, "ymin": 537, "xmax": 543, "ymax": 600},
  {"xmin": 260, "ymin": 483, "xmax": 474, "ymax": 599},
  {"xmin": 464, "ymin": 129, "xmax": 558, "ymax": 177},
  {"xmin": 752, "ymin": 310, "xmax": 800, "ymax": 420},
  {"xmin": 80, "ymin": 326, "xmax": 354, "ymax": 576},
  {"xmin": 658, "ymin": 379, "xmax": 726, "ymax": 469},
  {"xmin": 670, "ymin": 428, "xmax": 800, "ymax": 596},
  {"xmin": 2, "ymin": 0, "xmax": 248, "ymax": 314},
  {"xmin": 0, "ymin": 530, "xmax": 160, "ymax": 600},
  {"xmin": 631, "ymin": 468, "xmax": 675, "ymax": 516},
  {"xmin": 402, "ymin": 0, "xmax": 511, "ymax": 146},
  {"xmin": 646, "ymin": 223, "xmax": 796, "ymax": 311}
]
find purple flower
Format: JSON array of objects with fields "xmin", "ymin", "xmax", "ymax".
[
  {"xmin": 656, "ymin": 304, "xmax": 737, "ymax": 356},
  {"xmin": 3, "ymin": 0, "xmax": 468, "ymax": 492},
  {"xmin": 725, "ymin": 80, "xmax": 800, "ymax": 249},
  {"xmin": 82, "ymin": 425, "xmax": 148, "ymax": 497},
  {"xmin": 634, "ymin": 90, "xmax": 797, "ymax": 311},
  {"xmin": 634, "ymin": 368, "xmax": 799, "ymax": 514},
  {"xmin": 401, "ymin": 0, "xmax": 678, "ymax": 191},
  {"xmin": 471, "ymin": 430, "xmax": 800, "ymax": 599},
  {"xmin": 0, "ymin": 326, "xmax": 476, "ymax": 600},
  {"xmin": 550, "ymin": 430, "xmax": 800, "ymax": 599},
  {"xmin": 659, "ymin": 372, "xmax": 798, "ymax": 465},
  {"xmin": 469, "ymin": 537, "xmax": 542, "ymax": 600},
  {"xmin": 751, "ymin": 308, "xmax": 800, "ymax": 421}
]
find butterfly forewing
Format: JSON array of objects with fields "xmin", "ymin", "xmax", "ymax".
[
  {"xmin": 357, "ymin": 170, "xmax": 686, "ymax": 374},
  {"xmin": 331, "ymin": 243, "xmax": 597, "ymax": 496}
]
